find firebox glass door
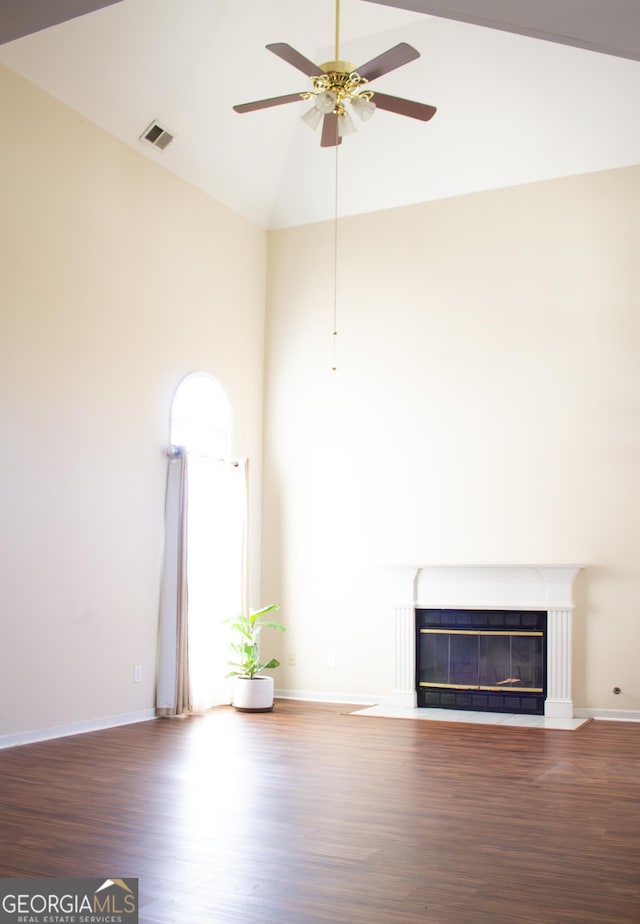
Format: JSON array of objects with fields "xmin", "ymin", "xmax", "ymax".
[
  {"xmin": 479, "ymin": 634, "xmax": 544, "ymax": 689},
  {"xmin": 419, "ymin": 631, "xmax": 544, "ymax": 691},
  {"xmin": 449, "ymin": 633, "xmax": 478, "ymax": 686}
]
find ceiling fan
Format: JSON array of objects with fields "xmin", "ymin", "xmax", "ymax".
[{"xmin": 232, "ymin": 0, "xmax": 437, "ymax": 147}]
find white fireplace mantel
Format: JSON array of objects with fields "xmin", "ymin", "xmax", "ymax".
[{"xmin": 387, "ymin": 564, "xmax": 586, "ymax": 718}]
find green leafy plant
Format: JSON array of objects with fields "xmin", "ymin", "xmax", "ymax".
[{"xmin": 225, "ymin": 604, "xmax": 285, "ymax": 680}]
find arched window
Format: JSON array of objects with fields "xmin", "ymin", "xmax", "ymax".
[{"xmin": 171, "ymin": 372, "xmax": 232, "ymax": 461}]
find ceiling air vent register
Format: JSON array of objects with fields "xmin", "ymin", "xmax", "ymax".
[{"xmin": 140, "ymin": 120, "xmax": 174, "ymax": 150}]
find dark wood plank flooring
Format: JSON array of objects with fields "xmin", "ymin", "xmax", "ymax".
[{"xmin": 1, "ymin": 700, "xmax": 639, "ymax": 923}]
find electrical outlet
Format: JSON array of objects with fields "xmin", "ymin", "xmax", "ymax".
[
  {"xmin": 134, "ymin": 665, "xmax": 142, "ymax": 683},
  {"xmin": 288, "ymin": 654, "xmax": 296, "ymax": 667}
]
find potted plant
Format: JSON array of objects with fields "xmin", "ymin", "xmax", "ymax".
[{"xmin": 226, "ymin": 604, "xmax": 285, "ymax": 712}]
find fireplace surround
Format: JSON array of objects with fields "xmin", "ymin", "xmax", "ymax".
[{"xmin": 387, "ymin": 565, "xmax": 585, "ymax": 718}]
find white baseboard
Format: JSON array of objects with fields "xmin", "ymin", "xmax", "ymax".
[
  {"xmin": 575, "ymin": 707, "xmax": 640, "ymax": 723},
  {"xmin": 275, "ymin": 688, "xmax": 383, "ymax": 707},
  {"xmin": 0, "ymin": 708, "xmax": 156, "ymax": 750}
]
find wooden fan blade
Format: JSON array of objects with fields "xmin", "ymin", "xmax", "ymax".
[
  {"xmin": 321, "ymin": 112, "xmax": 342, "ymax": 147},
  {"xmin": 356, "ymin": 43, "xmax": 419, "ymax": 82},
  {"xmin": 267, "ymin": 43, "xmax": 324, "ymax": 77},
  {"xmin": 371, "ymin": 91, "xmax": 437, "ymax": 122},
  {"xmin": 233, "ymin": 93, "xmax": 305, "ymax": 113}
]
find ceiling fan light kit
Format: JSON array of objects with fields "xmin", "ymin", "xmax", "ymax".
[
  {"xmin": 232, "ymin": 0, "xmax": 437, "ymax": 147},
  {"xmin": 298, "ymin": 59, "xmax": 375, "ymax": 139}
]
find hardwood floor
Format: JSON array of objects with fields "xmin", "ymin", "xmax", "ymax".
[{"xmin": 1, "ymin": 700, "xmax": 639, "ymax": 923}]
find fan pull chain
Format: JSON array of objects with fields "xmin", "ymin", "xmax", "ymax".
[{"xmin": 332, "ymin": 141, "xmax": 340, "ymax": 372}]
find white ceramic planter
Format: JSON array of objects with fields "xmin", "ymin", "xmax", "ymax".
[{"xmin": 231, "ymin": 675, "xmax": 275, "ymax": 712}]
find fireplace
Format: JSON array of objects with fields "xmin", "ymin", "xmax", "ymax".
[
  {"xmin": 416, "ymin": 608, "xmax": 547, "ymax": 714},
  {"xmin": 387, "ymin": 564, "xmax": 585, "ymax": 718}
]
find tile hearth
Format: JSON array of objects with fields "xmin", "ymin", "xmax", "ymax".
[{"xmin": 352, "ymin": 704, "xmax": 589, "ymax": 730}]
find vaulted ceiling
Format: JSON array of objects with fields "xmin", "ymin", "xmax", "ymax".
[{"xmin": 1, "ymin": 0, "xmax": 639, "ymax": 229}]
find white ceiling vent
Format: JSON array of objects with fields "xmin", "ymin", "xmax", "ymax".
[{"xmin": 140, "ymin": 120, "xmax": 174, "ymax": 151}]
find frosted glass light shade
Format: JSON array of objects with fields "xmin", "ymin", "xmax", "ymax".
[
  {"xmin": 351, "ymin": 96, "xmax": 376, "ymax": 122},
  {"xmin": 301, "ymin": 106, "xmax": 323, "ymax": 130},
  {"xmin": 338, "ymin": 111, "xmax": 356, "ymax": 137},
  {"xmin": 315, "ymin": 91, "xmax": 337, "ymax": 114}
]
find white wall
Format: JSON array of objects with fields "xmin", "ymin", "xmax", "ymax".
[
  {"xmin": 263, "ymin": 165, "xmax": 640, "ymax": 713},
  {"xmin": 0, "ymin": 65, "xmax": 267, "ymax": 739}
]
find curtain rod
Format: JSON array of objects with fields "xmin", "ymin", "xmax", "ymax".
[{"xmin": 165, "ymin": 446, "xmax": 240, "ymax": 466}]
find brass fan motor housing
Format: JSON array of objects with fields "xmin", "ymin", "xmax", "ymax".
[
  {"xmin": 303, "ymin": 61, "xmax": 373, "ymax": 116},
  {"xmin": 319, "ymin": 60, "xmax": 357, "ymax": 74}
]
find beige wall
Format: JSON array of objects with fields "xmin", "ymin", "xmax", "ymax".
[
  {"xmin": 0, "ymin": 66, "xmax": 267, "ymax": 738},
  {"xmin": 264, "ymin": 165, "xmax": 640, "ymax": 713}
]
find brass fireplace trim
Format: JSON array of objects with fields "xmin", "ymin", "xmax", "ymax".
[
  {"xmin": 419, "ymin": 629, "xmax": 543, "ymax": 637},
  {"xmin": 419, "ymin": 682, "xmax": 544, "ymax": 693}
]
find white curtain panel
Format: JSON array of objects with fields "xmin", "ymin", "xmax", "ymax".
[{"xmin": 156, "ymin": 450, "xmax": 191, "ymax": 717}]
